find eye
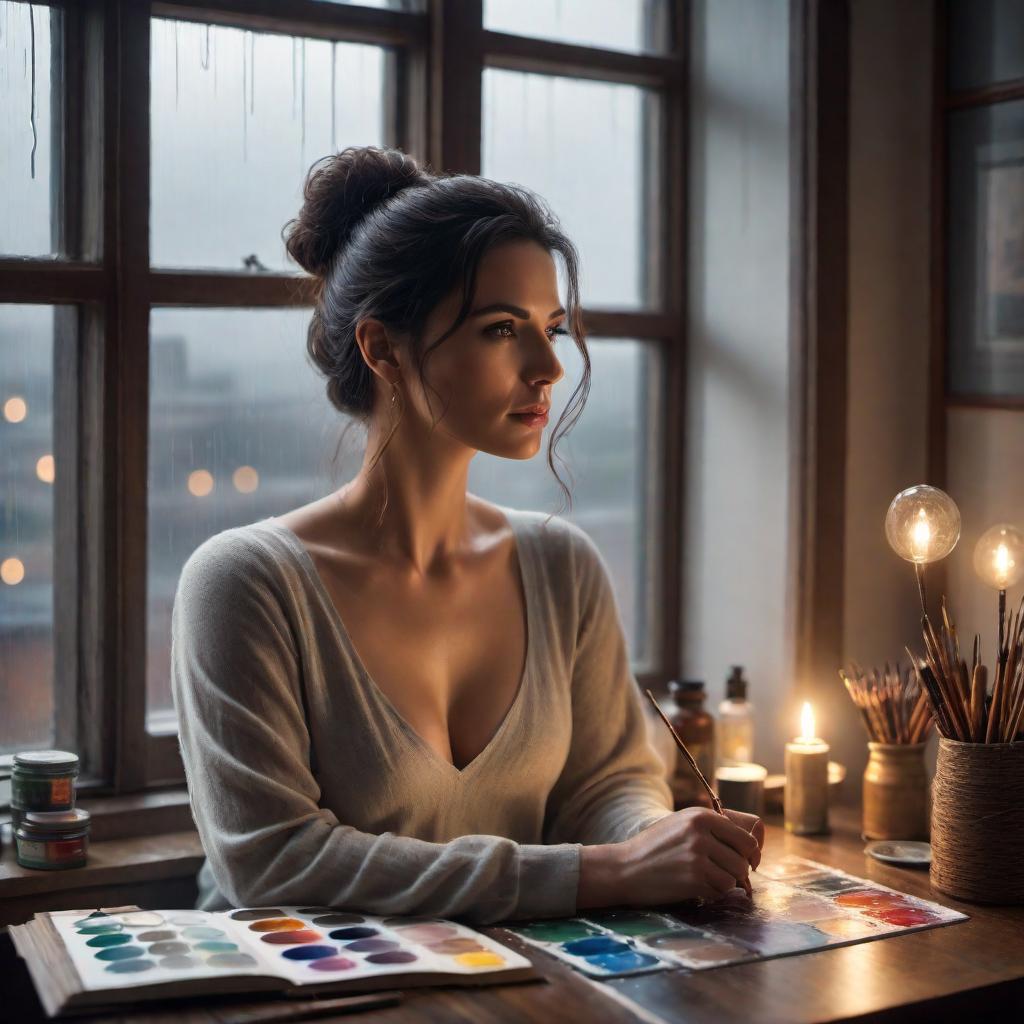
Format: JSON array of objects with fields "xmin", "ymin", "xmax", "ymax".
[{"xmin": 485, "ymin": 321, "xmax": 568, "ymax": 341}]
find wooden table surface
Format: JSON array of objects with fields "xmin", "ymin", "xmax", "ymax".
[{"xmin": 4, "ymin": 806, "xmax": 1023, "ymax": 1023}]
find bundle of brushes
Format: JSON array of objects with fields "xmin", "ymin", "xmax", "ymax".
[
  {"xmin": 839, "ymin": 663, "xmax": 933, "ymax": 744},
  {"xmin": 905, "ymin": 595, "xmax": 1024, "ymax": 743}
]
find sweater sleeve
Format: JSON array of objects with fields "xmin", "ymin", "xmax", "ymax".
[
  {"xmin": 542, "ymin": 521, "xmax": 675, "ymax": 847},
  {"xmin": 170, "ymin": 529, "xmax": 580, "ymax": 925}
]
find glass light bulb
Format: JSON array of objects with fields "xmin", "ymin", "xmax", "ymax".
[
  {"xmin": 884, "ymin": 485, "xmax": 961, "ymax": 565},
  {"xmin": 972, "ymin": 523, "xmax": 1024, "ymax": 590}
]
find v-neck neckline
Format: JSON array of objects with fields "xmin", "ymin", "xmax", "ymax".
[{"xmin": 260, "ymin": 504, "xmax": 536, "ymax": 779}]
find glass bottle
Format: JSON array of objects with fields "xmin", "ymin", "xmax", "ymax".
[
  {"xmin": 667, "ymin": 680, "xmax": 715, "ymax": 808},
  {"xmin": 718, "ymin": 666, "xmax": 755, "ymax": 767}
]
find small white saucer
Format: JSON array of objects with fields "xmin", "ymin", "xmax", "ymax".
[{"xmin": 864, "ymin": 840, "xmax": 932, "ymax": 867}]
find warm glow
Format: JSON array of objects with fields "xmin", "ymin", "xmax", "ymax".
[
  {"xmin": 4, "ymin": 396, "xmax": 27, "ymax": 423},
  {"xmin": 1, "ymin": 558, "xmax": 25, "ymax": 585},
  {"xmin": 188, "ymin": 469, "xmax": 214, "ymax": 497},
  {"xmin": 800, "ymin": 701, "xmax": 816, "ymax": 741},
  {"xmin": 36, "ymin": 454, "xmax": 55, "ymax": 483},
  {"xmin": 232, "ymin": 465, "xmax": 259, "ymax": 494},
  {"xmin": 911, "ymin": 509, "xmax": 931, "ymax": 559},
  {"xmin": 994, "ymin": 543, "xmax": 1013, "ymax": 587}
]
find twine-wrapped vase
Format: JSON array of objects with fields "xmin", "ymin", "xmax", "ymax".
[
  {"xmin": 862, "ymin": 742, "xmax": 930, "ymax": 841},
  {"xmin": 930, "ymin": 737, "xmax": 1024, "ymax": 904}
]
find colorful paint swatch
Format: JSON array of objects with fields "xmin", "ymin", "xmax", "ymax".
[{"xmin": 507, "ymin": 855, "xmax": 967, "ymax": 980}]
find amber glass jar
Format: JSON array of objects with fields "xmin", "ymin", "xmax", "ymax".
[{"xmin": 668, "ymin": 680, "xmax": 716, "ymax": 808}]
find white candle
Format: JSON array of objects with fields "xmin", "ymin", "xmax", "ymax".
[{"xmin": 784, "ymin": 702, "xmax": 830, "ymax": 834}]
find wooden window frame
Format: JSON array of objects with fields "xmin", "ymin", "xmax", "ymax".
[{"xmin": 0, "ymin": 0, "xmax": 688, "ymax": 796}]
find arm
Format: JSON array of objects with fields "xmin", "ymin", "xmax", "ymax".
[
  {"xmin": 170, "ymin": 529, "xmax": 580, "ymax": 924},
  {"xmin": 542, "ymin": 521, "xmax": 674, "ymax": 848}
]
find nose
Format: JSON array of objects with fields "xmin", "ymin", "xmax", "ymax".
[{"xmin": 525, "ymin": 326, "xmax": 564, "ymax": 387}]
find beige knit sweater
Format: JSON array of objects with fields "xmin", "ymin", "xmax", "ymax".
[{"xmin": 170, "ymin": 505, "xmax": 673, "ymax": 924}]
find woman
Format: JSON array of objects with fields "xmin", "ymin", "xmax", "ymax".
[{"xmin": 171, "ymin": 145, "xmax": 763, "ymax": 924}]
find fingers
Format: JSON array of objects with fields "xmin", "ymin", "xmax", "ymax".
[
  {"xmin": 723, "ymin": 809, "xmax": 764, "ymax": 846},
  {"xmin": 709, "ymin": 812, "xmax": 761, "ymax": 864},
  {"xmin": 706, "ymin": 839, "xmax": 752, "ymax": 884},
  {"xmin": 704, "ymin": 859, "xmax": 740, "ymax": 896}
]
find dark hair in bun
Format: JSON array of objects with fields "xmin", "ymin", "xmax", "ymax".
[{"xmin": 281, "ymin": 145, "xmax": 589, "ymax": 510}]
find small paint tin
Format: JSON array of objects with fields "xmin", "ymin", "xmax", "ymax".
[
  {"xmin": 15, "ymin": 808, "xmax": 91, "ymax": 870},
  {"xmin": 12, "ymin": 749, "xmax": 80, "ymax": 816}
]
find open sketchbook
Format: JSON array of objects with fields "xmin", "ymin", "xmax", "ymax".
[{"xmin": 9, "ymin": 904, "xmax": 536, "ymax": 1018}]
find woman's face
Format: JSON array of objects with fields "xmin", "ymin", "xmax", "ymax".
[{"xmin": 404, "ymin": 239, "xmax": 567, "ymax": 460}]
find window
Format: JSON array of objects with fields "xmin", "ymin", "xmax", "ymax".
[{"xmin": 0, "ymin": 0, "xmax": 685, "ymax": 793}]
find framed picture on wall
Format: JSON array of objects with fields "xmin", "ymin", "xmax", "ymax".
[{"xmin": 947, "ymin": 107, "xmax": 1024, "ymax": 399}]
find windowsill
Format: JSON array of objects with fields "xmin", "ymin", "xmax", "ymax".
[
  {"xmin": 0, "ymin": 786, "xmax": 202, "ymax": 913},
  {"xmin": 0, "ymin": 826, "xmax": 204, "ymax": 902}
]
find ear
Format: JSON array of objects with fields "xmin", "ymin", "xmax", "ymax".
[{"xmin": 354, "ymin": 317, "xmax": 403, "ymax": 388}]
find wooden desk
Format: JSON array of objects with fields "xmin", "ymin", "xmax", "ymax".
[{"xmin": 4, "ymin": 807, "xmax": 1023, "ymax": 1022}]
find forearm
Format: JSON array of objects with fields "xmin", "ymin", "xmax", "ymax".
[{"xmin": 576, "ymin": 842, "xmax": 627, "ymax": 909}]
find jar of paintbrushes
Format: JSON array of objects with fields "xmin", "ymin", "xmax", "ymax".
[
  {"xmin": 840, "ymin": 663, "xmax": 932, "ymax": 841},
  {"xmin": 907, "ymin": 599, "xmax": 1024, "ymax": 904}
]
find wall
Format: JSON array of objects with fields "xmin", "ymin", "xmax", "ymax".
[
  {"xmin": 685, "ymin": 0, "xmax": 793, "ymax": 772},
  {"xmin": 841, "ymin": 0, "xmax": 936, "ymax": 780}
]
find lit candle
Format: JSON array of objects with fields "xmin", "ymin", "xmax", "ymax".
[{"xmin": 784, "ymin": 702, "xmax": 830, "ymax": 834}]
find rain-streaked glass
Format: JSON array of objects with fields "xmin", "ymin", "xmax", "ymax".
[
  {"xmin": 1, "ymin": 305, "xmax": 56, "ymax": 755},
  {"xmin": 485, "ymin": 0, "xmax": 670, "ymax": 55},
  {"xmin": 946, "ymin": 99, "xmax": 1024, "ymax": 397},
  {"xmin": 483, "ymin": 69, "xmax": 658, "ymax": 310},
  {"xmin": 150, "ymin": 19, "xmax": 388, "ymax": 271},
  {"xmin": 948, "ymin": 0, "xmax": 1024, "ymax": 93},
  {"xmin": 470, "ymin": 338, "xmax": 661, "ymax": 666},
  {"xmin": 0, "ymin": 2, "xmax": 58, "ymax": 258},
  {"xmin": 146, "ymin": 308, "xmax": 356, "ymax": 724}
]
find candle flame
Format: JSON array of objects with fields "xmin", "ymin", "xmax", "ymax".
[
  {"xmin": 911, "ymin": 509, "xmax": 931, "ymax": 560},
  {"xmin": 799, "ymin": 701, "xmax": 815, "ymax": 741}
]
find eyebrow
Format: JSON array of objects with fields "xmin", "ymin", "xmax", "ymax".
[{"xmin": 469, "ymin": 303, "xmax": 565, "ymax": 319}]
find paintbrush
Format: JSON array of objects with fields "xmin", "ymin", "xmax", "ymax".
[{"xmin": 644, "ymin": 688, "xmax": 753, "ymax": 898}]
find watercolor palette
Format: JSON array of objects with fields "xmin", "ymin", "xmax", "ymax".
[
  {"xmin": 506, "ymin": 856, "xmax": 968, "ymax": 979},
  {"xmin": 49, "ymin": 905, "xmax": 532, "ymax": 993}
]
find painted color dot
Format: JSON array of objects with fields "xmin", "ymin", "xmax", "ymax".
[
  {"xmin": 585, "ymin": 913, "xmax": 666, "ymax": 937},
  {"xmin": 149, "ymin": 941, "xmax": 191, "ymax": 956},
  {"xmin": 105, "ymin": 959, "xmax": 155, "ymax": 974},
  {"xmin": 207, "ymin": 953, "xmax": 259, "ymax": 968},
  {"xmin": 311, "ymin": 913, "xmax": 366, "ymax": 926},
  {"xmin": 96, "ymin": 946, "xmax": 146, "ymax": 961},
  {"xmin": 261, "ymin": 930, "xmax": 323, "ymax": 945},
  {"xmin": 344, "ymin": 938, "xmax": 400, "ymax": 953},
  {"xmin": 391, "ymin": 924, "xmax": 456, "ymax": 942},
  {"xmin": 563, "ymin": 936, "xmax": 632, "ymax": 956},
  {"xmin": 182, "ymin": 926, "xmax": 226, "ymax": 940},
  {"xmin": 308, "ymin": 957, "xmax": 358, "ymax": 972},
  {"xmin": 455, "ymin": 951, "xmax": 505, "ymax": 967},
  {"xmin": 865, "ymin": 907, "xmax": 941, "ymax": 926},
  {"xmin": 168, "ymin": 913, "xmax": 208, "ymax": 926},
  {"xmin": 426, "ymin": 939, "xmax": 487, "ymax": 955},
  {"xmin": 194, "ymin": 941, "xmax": 239, "ymax": 953},
  {"xmin": 645, "ymin": 934, "xmax": 709, "ymax": 954},
  {"xmin": 811, "ymin": 917, "xmax": 881, "ymax": 939},
  {"xmin": 366, "ymin": 951, "xmax": 418, "ymax": 965},
  {"xmin": 249, "ymin": 918, "xmax": 307, "ymax": 933},
  {"xmin": 282, "ymin": 945, "xmax": 338, "ymax": 961},
  {"xmin": 77, "ymin": 922, "xmax": 124, "ymax": 935},
  {"xmin": 328, "ymin": 926, "xmax": 378, "ymax": 941},
  {"xmin": 297, "ymin": 907, "xmax": 336, "ymax": 915},
  {"xmin": 230, "ymin": 908, "xmax": 286, "ymax": 921},
  {"xmin": 137, "ymin": 930, "xmax": 178, "ymax": 942},
  {"xmin": 585, "ymin": 950, "xmax": 660, "ymax": 972},
  {"xmin": 120, "ymin": 912, "xmax": 165, "ymax": 928},
  {"xmin": 835, "ymin": 890, "xmax": 907, "ymax": 910},
  {"xmin": 513, "ymin": 921, "xmax": 600, "ymax": 943},
  {"xmin": 86, "ymin": 934, "xmax": 131, "ymax": 948},
  {"xmin": 160, "ymin": 955, "xmax": 201, "ymax": 969}
]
